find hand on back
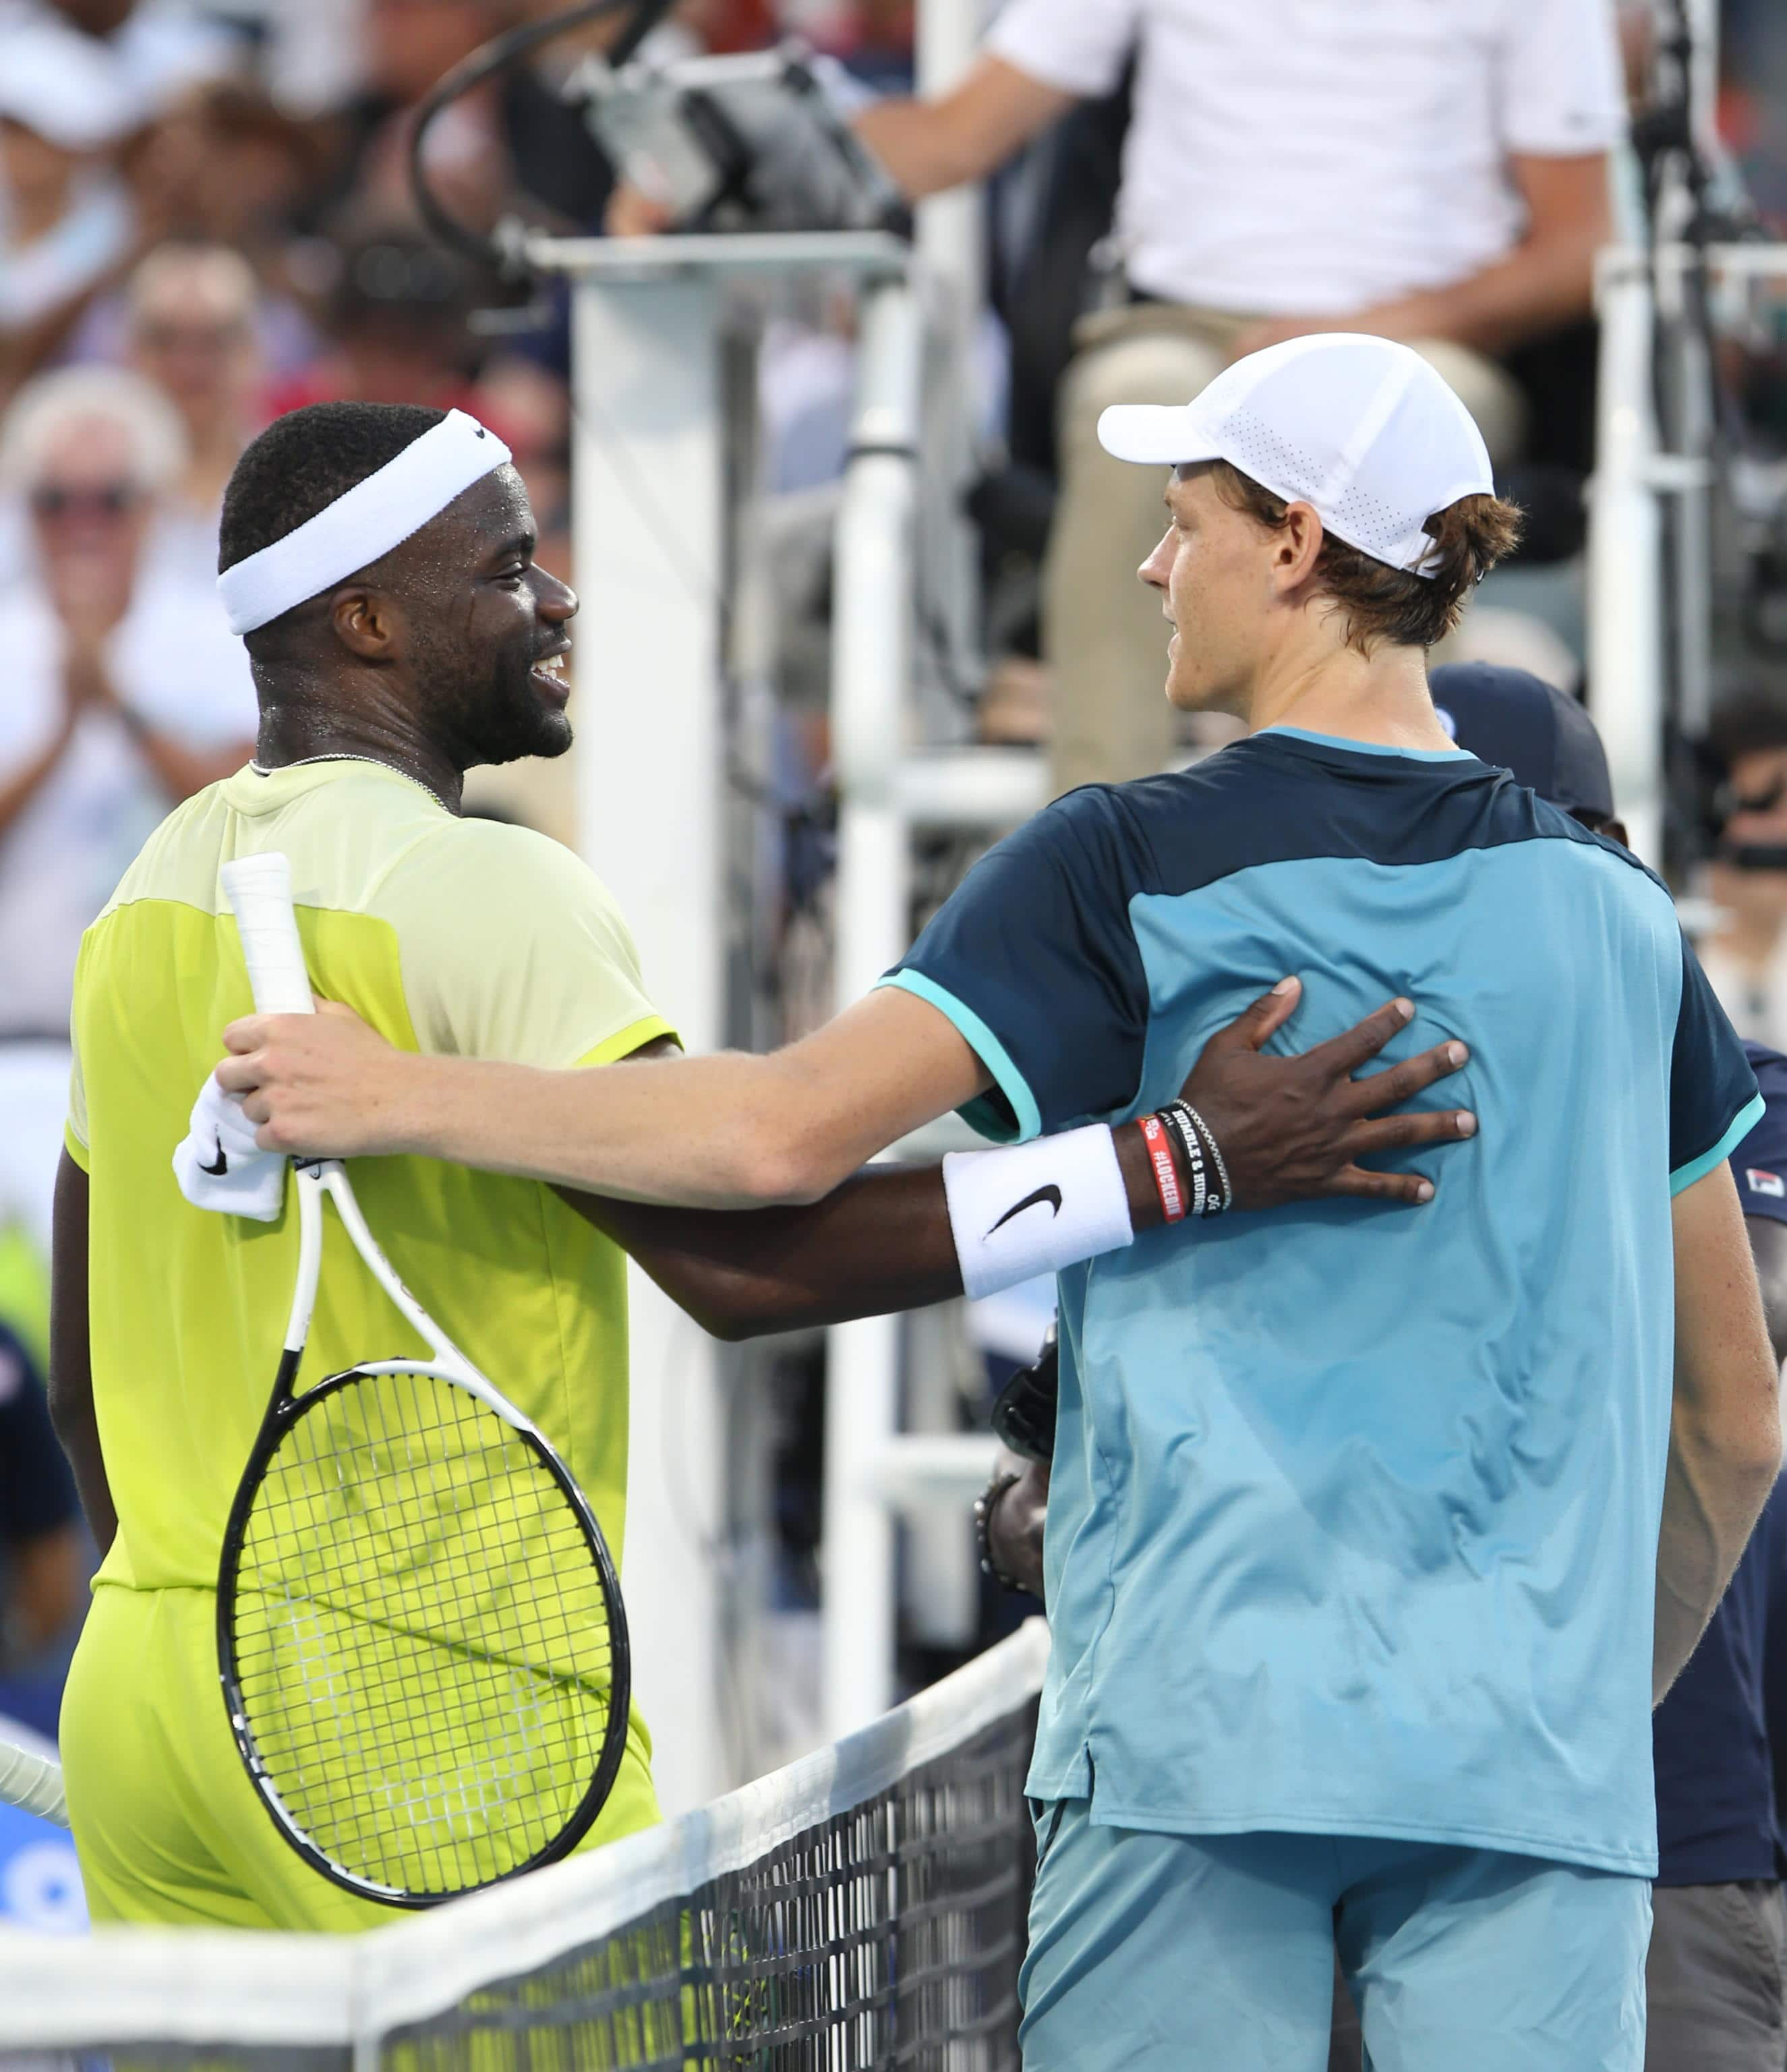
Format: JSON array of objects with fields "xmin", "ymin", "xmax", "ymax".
[{"xmin": 1183, "ymin": 978, "xmax": 1476, "ymax": 1210}]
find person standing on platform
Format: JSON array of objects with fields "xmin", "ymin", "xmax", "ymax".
[{"xmin": 846, "ymin": 0, "xmax": 1623, "ymax": 793}]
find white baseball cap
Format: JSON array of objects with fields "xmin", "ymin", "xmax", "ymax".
[
  {"xmin": 1097, "ymin": 333, "xmax": 1495, "ymax": 580},
  {"xmin": 0, "ymin": 22, "xmax": 148, "ymax": 151}
]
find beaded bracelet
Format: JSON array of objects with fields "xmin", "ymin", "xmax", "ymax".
[
  {"xmin": 975, "ymin": 1472, "xmax": 1034, "ymax": 1595},
  {"xmin": 1188, "ymin": 1103, "xmax": 1233, "ymax": 1213}
]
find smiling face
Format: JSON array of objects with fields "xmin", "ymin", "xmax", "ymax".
[
  {"xmin": 1138, "ymin": 465, "xmax": 1297, "ymax": 720},
  {"xmin": 392, "ymin": 465, "xmax": 578, "ymax": 772}
]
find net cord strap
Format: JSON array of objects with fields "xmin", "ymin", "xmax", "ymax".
[{"xmin": 0, "ymin": 1619, "xmax": 1050, "ymax": 2052}]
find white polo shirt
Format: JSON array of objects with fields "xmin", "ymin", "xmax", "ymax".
[{"xmin": 985, "ymin": 0, "xmax": 1626, "ymax": 316}]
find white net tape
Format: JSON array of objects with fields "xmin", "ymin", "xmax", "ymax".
[{"xmin": 0, "ymin": 1619, "xmax": 1049, "ymax": 2067}]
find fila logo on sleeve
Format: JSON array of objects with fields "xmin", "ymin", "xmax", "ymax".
[{"xmin": 1747, "ymin": 1168, "xmax": 1786, "ymax": 1199}]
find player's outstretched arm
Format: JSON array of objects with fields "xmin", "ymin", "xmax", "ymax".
[
  {"xmin": 219, "ymin": 978, "xmax": 1473, "ymax": 1218},
  {"xmin": 1656, "ymin": 1164, "xmax": 1784, "ymax": 1704},
  {"xmin": 548, "ymin": 985, "xmax": 1477, "ymax": 1340}
]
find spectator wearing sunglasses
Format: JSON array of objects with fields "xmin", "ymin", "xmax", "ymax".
[
  {"xmin": 0, "ymin": 366, "xmax": 255, "ymax": 1271},
  {"xmin": 1701, "ymin": 696, "xmax": 1787, "ymax": 1054}
]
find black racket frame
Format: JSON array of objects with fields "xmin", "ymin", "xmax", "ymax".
[{"xmin": 216, "ymin": 1348, "xmax": 632, "ymax": 1909}]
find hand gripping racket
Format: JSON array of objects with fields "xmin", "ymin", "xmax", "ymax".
[{"xmin": 215, "ymin": 853, "xmax": 630, "ymax": 1907}]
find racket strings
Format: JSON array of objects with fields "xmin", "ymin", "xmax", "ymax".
[{"xmin": 229, "ymin": 1370, "xmax": 618, "ymax": 1897}]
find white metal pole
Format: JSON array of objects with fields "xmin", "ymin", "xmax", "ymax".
[
  {"xmin": 823, "ymin": 279, "xmax": 925, "ymax": 1738},
  {"xmin": 913, "ymin": 0, "xmax": 986, "ymax": 703},
  {"xmin": 914, "ymin": 0, "xmax": 984, "ymax": 333},
  {"xmin": 1688, "ymin": 0, "xmax": 1720, "ymax": 152},
  {"xmin": 1587, "ymin": 250, "xmax": 1666, "ymax": 868},
  {"xmin": 570, "ymin": 275, "xmax": 728, "ymax": 1813}
]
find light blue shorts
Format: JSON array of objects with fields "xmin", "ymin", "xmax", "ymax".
[{"xmin": 1018, "ymin": 1803, "xmax": 1651, "ymax": 2072}]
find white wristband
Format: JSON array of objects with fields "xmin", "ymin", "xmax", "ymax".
[{"xmin": 943, "ymin": 1124, "xmax": 1134, "ymax": 1302}]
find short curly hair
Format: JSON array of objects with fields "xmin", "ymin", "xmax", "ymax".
[
  {"xmin": 217, "ymin": 401, "xmax": 450, "ymax": 656},
  {"xmin": 218, "ymin": 400, "xmax": 446, "ymax": 567}
]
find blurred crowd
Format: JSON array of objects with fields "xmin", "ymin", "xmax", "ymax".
[
  {"xmin": 7, "ymin": 0, "xmax": 1787, "ymax": 1841},
  {"xmin": 0, "ymin": 0, "xmax": 920, "ymax": 1771}
]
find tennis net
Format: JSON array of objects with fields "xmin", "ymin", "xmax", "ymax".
[{"xmin": 0, "ymin": 1619, "xmax": 1047, "ymax": 2071}]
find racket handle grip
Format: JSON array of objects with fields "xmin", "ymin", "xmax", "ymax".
[
  {"xmin": 222, "ymin": 853, "xmax": 316, "ymax": 1017},
  {"xmin": 0, "ymin": 1740, "xmax": 68, "ymax": 1828}
]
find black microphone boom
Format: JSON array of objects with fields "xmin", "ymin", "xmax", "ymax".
[{"xmin": 409, "ymin": 0, "xmax": 680, "ymax": 274}]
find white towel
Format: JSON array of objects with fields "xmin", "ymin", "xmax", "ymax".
[{"xmin": 171, "ymin": 1072, "xmax": 286, "ymax": 1221}]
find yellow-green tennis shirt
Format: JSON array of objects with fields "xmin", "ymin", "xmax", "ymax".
[{"xmin": 65, "ymin": 759, "xmax": 673, "ymax": 1828}]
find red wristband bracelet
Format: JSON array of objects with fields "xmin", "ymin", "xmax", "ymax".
[{"xmin": 1138, "ymin": 1114, "xmax": 1185, "ymax": 1223}]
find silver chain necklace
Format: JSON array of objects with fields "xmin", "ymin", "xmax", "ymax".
[{"xmin": 250, "ymin": 753, "xmax": 450, "ymax": 811}]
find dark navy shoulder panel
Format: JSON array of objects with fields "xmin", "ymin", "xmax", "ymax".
[
  {"xmin": 1744, "ymin": 1040, "xmax": 1787, "ymax": 1089},
  {"xmin": 1732, "ymin": 1058, "xmax": 1787, "ymax": 1221},
  {"xmin": 888, "ymin": 731, "xmax": 1674, "ymax": 1141},
  {"xmin": 1673, "ymin": 940, "xmax": 1761, "ymax": 1188},
  {"xmin": 889, "ymin": 785, "xmax": 1156, "ymax": 1137},
  {"xmin": 1113, "ymin": 731, "xmax": 1662, "ymax": 896}
]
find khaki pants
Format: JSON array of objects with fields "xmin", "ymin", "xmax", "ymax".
[
  {"xmin": 1644, "ymin": 1880, "xmax": 1787, "ymax": 2072},
  {"xmin": 1042, "ymin": 303, "xmax": 1528, "ymax": 796}
]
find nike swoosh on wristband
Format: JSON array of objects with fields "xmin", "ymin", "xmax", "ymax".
[
  {"xmin": 985, "ymin": 1184, "xmax": 1063, "ymax": 1238},
  {"xmin": 198, "ymin": 1135, "xmax": 228, "ymax": 1178}
]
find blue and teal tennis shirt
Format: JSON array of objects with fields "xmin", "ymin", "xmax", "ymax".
[{"xmin": 883, "ymin": 726, "xmax": 1761, "ymax": 1877}]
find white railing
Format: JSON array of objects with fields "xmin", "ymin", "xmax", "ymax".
[
  {"xmin": 820, "ymin": 275, "xmax": 1041, "ymax": 1737},
  {"xmin": 1587, "ymin": 238, "xmax": 1787, "ymax": 870}
]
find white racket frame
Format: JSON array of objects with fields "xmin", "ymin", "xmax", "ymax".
[{"xmin": 221, "ymin": 853, "xmax": 527, "ymax": 1427}]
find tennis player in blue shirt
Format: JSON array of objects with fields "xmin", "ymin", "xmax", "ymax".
[{"xmin": 222, "ymin": 335, "xmax": 1785, "ymax": 2070}]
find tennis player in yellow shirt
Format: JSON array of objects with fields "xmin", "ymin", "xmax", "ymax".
[{"xmin": 48, "ymin": 401, "xmax": 1471, "ymax": 1932}]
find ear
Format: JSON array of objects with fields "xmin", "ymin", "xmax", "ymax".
[
  {"xmin": 1273, "ymin": 501, "xmax": 1327, "ymax": 594},
  {"xmin": 329, "ymin": 585, "xmax": 405, "ymax": 662}
]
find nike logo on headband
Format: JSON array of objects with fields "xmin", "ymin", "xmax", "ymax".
[
  {"xmin": 198, "ymin": 1135, "xmax": 229, "ymax": 1178},
  {"xmin": 986, "ymin": 1184, "xmax": 1063, "ymax": 1238}
]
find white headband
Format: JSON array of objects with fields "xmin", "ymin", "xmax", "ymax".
[{"xmin": 218, "ymin": 409, "xmax": 513, "ymax": 637}]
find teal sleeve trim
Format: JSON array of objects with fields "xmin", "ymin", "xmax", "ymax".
[
  {"xmin": 1670, "ymin": 1092, "xmax": 1766, "ymax": 1198},
  {"xmin": 874, "ymin": 970, "xmax": 1044, "ymax": 1144}
]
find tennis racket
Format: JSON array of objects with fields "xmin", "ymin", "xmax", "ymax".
[
  {"xmin": 0, "ymin": 1739, "xmax": 67, "ymax": 1826},
  {"xmin": 215, "ymin": 852, "xmax": 630, "ymax": 1908}
]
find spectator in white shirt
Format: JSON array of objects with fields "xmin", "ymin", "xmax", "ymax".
[
  {"xmin": 3, "ymin": 0, "xmax": 235, "ymax": 112},
  {"xmin": 0, "ymin": 365, "xmax": 256, "ymax": 1260},
  {"xmin": 853, "ymin": 0, "xmax": 1626, "ymax": 793}
]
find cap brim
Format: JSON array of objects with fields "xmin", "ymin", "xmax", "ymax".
[{"xmin": 1096, "ymin": 404, "xmax": 1221, "ymax": 467}]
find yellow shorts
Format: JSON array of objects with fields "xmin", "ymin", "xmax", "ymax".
[{"xmin": 60, "ymin": 1583, "xmax": 662, "ymax": 1930}]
